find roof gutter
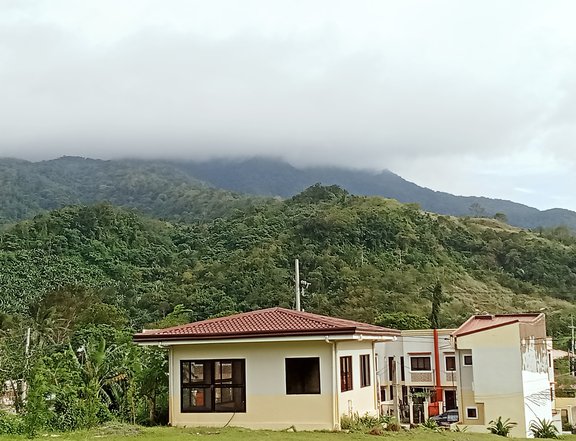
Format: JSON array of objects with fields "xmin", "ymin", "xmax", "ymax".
[
  {"xmin": 135, "ymin": 333, "xmax": 397, "ymax": 346},
  {"xmin": 325, "ymin": 336, "xmax": 340, "ymax": 430}
]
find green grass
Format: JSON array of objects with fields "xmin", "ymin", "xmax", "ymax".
[{"xmin": 2, "ymin": 425, "xmax": 573, "ymax": 441}]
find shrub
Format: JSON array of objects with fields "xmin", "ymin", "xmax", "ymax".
[
  {"xmin": 421, "ymin": 418, "xmax": 439, "ymax": 430},
  {"xmin": 0, "ymin": 412, "xmax": 26, "ymax": 435},
  {"xmin": 530, "ymin": 418, "xmax": 559, "ymax": 439},
  {"xmin": 488, "ymin": 416, "xmax": 517, "ymax": 437},
  {"xmin": 340, "ymin": 413, "xmax": 391, "ymax": 432}
]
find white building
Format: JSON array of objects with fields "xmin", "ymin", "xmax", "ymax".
[
  {"xmin": 453, "ymin": 313, "xmax": 557, "ymax": 438},
  {"xmin": 376, "ymin": 328, "xmax": 457, "ymax": 424}
]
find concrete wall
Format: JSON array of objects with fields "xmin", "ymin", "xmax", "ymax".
[
  {"xmin": 456, "ymin": 324, "xmax": 526, "ymax": 436},
  {"xmin": 168, "ymin": 338, "xmax": 383, "ymax": 430},
  {"xmin": 456, "ymin": 321, "xmax": 555, "ymax": 438},
  {"xmin": 336, "ymin": 341, "xmax": 378, "ymax": 417},
  {"xmin": 520, "ymin": 319, "xmax": 554, "ymax": 437},
  {"xmin": 169, "ymin": 340, "xmax": 336, "ymax": 430}
]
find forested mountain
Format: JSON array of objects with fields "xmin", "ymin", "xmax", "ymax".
[
  {"xmin": 179, "ymin": 157, "xmax": 576, "ymax": 230},
  {"xmin": 3, "ymin": 186, "xmax": 576, "ymax": 431},
  {"xmin": 2, "ymin": 156, "xmax": 575, "ymax": 231},
  {"xmin": 2, "ymin": 188, "xmax": 575, "ymax": 333},
  {"xmin": 0, "ymin": 156, "xmax": 268, "ymax": 227}
]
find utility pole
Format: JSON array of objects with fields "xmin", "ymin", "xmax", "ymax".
[
  {"xmin": 392, "ymin": 357, "xmax": 401, "ymax": 423},
  {"xmin": 295, "ymin": 259, "xmax": 301, "ymax": 312},
  {"xmin": 571, "ymin": 316, "xmax": 575, "ymax": 376}
]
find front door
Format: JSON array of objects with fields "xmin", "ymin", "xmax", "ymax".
[{"xmin": 444, "ymin": 390, "xmax": 457, "ymax": 410}]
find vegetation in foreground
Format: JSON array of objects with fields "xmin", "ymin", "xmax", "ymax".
[{"xmin": 0, "ymin": 424, "xmax": 551, "ymax": 441}]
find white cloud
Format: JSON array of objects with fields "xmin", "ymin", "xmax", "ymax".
[{"xmin": 1, "ymin": 1, "xmax": 576, "ymax": 209}]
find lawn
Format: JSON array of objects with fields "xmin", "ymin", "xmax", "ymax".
[{"xmin": 1, "ymin": 425, "xmax": 570, "ymax": 441}]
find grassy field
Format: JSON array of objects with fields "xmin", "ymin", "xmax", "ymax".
[{"xmin": 1, "ymin": 425, "xmax": 571, "ymax": 441}]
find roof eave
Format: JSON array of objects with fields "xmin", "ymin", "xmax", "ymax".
[
  {"xmin": 133, "ymin": 327, "xmax": 398, "ymax": 343},
  {"xmin": 453, "ymin": 320, "xmax": 519, "ymax": 338}
]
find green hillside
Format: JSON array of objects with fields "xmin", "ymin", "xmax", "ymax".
[
  {"xmin": 0, "ymin": 156, "xmax": 267, "ymax": 227},
  {"xmin": 2, "ymin": 156, "xmax": 576, "ymax": 231},
  {"xmin": 2, "ymin": 186, "xmax": 575, "ymax": 433},
  {"xmin": 2, "ymin": 186, "xmax": 575, "ymax": 332}
]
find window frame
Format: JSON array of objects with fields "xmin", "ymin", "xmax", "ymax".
[
  {"xmin": 463, "ymin": 355, "xmax": 473, "ymax": 366},
  {"xmin": 360, "ymin": 354, "xmax": 371, "ymax": 388},
  {"xmin": 445, "ymin": 355, "xmax": 456, "ymax": 372},
  {"xmin": 410, "ymin": 356, "xmax": 432, "ymax": 372},
  {"xmin": 466, "ymin": 407, "xmax": 478, "ymax": 419},
  {"xmin": 340, "ymin": 356, "xmax": 353, "ymax": 392},
  {"xmin": 285, "ymin": 357, "xmax": 321, "ymax": 395},
  {"xmin": 180, "ymin": 359, "xmax": 246, "ymax": 413}
]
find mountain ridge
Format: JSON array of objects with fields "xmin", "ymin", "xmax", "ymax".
[
  {"xmin": 175, "ymin": 157, "xmax": 576, "ymax": 230},
  {"xmin": 1, "ymin": 155, "xmax": 575, "ymax": 230}
]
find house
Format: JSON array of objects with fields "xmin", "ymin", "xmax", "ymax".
[
  {"xmin": 453, "ymin": 313, "xmax": 557, "ymax": 438},
  {"xmin": 376, "ymin": 328, "xmax": 457, "ymax": 424},
  {"xmin": 133, "ymin": 307, "xmax": 399, "ymax": 430}
]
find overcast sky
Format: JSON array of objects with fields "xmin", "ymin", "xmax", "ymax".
[{"xmin": 1, "ymin": 1, "xmax": 576, "ymax": 211}]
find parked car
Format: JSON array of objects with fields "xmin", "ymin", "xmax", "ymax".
[{"xmin": 430, "ymin": 409, "xmax": 459, "ymax": 426}]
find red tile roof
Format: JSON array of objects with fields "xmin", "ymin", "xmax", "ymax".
[
  {"xmin": 134, "ymin": 307, "xmax": 400, "ymax": 342},
  {"xmin": 453, "ymin": 313, "xmax": 544, "ymax": 337}
]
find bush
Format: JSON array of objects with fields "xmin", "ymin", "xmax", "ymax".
[
  {"xmin": 340, "ymin": 413, "xmax": 392, "ymax": 432},
  {"xmin": 421, "ymin": 418, "xmax": 440, "ymax": 430},
  {"xmin": 0, "ymin": 412, "xmax": 26, "ymax": 435},
  {"xmin": 530, "ymin": 418, "xmax": 559, "ymax": 439},
  {"xmin": 488, "ymin": 416, "xmax": 517, "ymax": 437}
]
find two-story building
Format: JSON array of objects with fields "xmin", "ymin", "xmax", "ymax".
[
  {"xmin": 453, "ymin": 313, "xmax": 556, "ymax": 438},
  {"xmin": 376, "ymin": 313, "xmax": 558, "ymax": 437},
  {"xmin": 376, "ymin": 328, "xmax": 457, "ymax": 424}
]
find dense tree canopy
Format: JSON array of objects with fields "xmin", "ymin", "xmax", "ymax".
[{"xmin": 1, "ymin": 187, "xmax": 576, "ymax": 433}]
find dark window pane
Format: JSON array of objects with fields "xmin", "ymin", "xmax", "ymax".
[
  {"xmin": 446, "ymin": 356, "xmax": 456, "ymax": 371},
  {"xmin": 410, "ymin": 357, "xmax": 431, "ymax": 371},
  {"xmin": 182, "ymin": 362, "xmax": 190, "ymax": 384},
  {"xmin": 285, "ymin": 358, "xmax": 321, "ymax": 394},
  {"xmin": 182, "ymin": 387, "xmax": 212, "ymax": 412},
  {"xmin": 360, "ymin": 354, "xmax": 371, "ymax": 387},
  {"xmin": 340, "ymin": 356, "xmax": 353, "ymax": 392},
  {"xmin": 181, "ymin": 360, "xmax": 245, "ymax": 413},
  {"xmin": 191, "ymin": 362, "xmax": 209, "ymax": 383},
  {"xmin": 215, "ymin": 386, "xmax": 245, "ymax": 412},
  {"xmin": 216, "ymin": 361, "xmax": 233, "ymax": 381}
]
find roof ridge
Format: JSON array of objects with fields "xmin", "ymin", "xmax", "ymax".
[{"xmin": 153, "ymin": 307, "xmax": 282, "ymax": 334}]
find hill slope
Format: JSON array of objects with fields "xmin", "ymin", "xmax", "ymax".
[
  {"xmin": 178, "ymin": 157, "xmax": 576, "ymax": 230},
  {"xmin": 1, "ymin": 190, "xmax": 575, "ymax": 334},
  {"xmin": 0, "ymin": 156, "xmax": 267, "ymax": 227},
  {"xmin": 2, "ymin": 156, "xmax": 576, "ymax": 231}
]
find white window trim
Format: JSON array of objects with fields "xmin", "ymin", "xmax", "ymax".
[
  {"xmin": 463, "ymin": 355, "xmax": 473, "ymax": 366},
  {"xmin": 409, "ymin": 355, "xmax": 432, "ymax": 373},
  {"xmin": 466, "ymin": 406, "xmax": 478, "ymax": 419},
  {"xmin": 445, "ymin": 355, "xmax": 456, "ymax": 371}
]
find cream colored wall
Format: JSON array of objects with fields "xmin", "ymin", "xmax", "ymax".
[
  {"xmin": 457, "ymin": 324, "xmax": 527, "ymax": 437},
  {"xmin": 336, "ymin": 341, "xmax": 378, "ymax": 417},
  {"xmin": 170, "ymin": 340, "xmax": 335, "ymax": 430}
]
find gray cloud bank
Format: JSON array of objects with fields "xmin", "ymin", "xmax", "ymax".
[{"xmin": 1, "ymin": 1, "xmax": 576, "ymax": 209}]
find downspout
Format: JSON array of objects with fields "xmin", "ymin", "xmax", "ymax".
[
  {"xmin": 325, "ymin": 337, "xmax": 340, "ymax": 430},
  {"xmin": 372, "ymin": 341, "xmax": 378, "ymax": 414},
  {"xmin": 433, "ymin": 329, "xmax": 443, "ymax": 404},
  {"xmin": 168, "ymin": 345, "xmax": 174, "ymax": 426}
]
